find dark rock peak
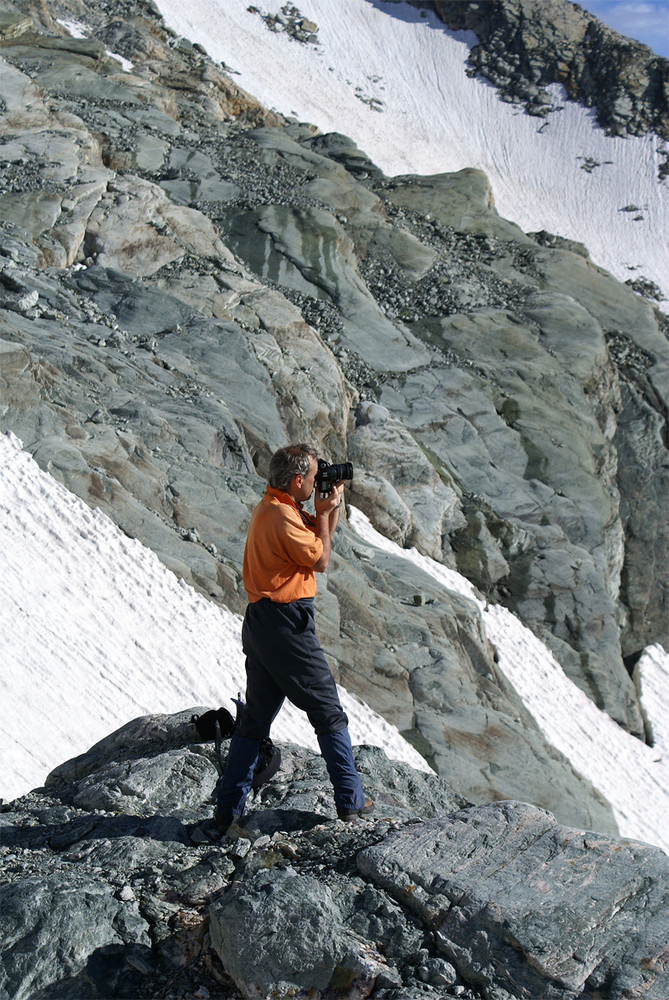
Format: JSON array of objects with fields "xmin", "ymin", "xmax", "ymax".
[
  {"xmin": 1, "ymin": 710, "xmax": 667, "ymax": 1000},
  {"xmin": 404, "ymin": 0, "xmax": 669, "ymax": 140}
]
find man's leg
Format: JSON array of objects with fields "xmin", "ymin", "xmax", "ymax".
[
  {"xmin": 215, "ymin": 732, "xmax": 261, "ymax": 824},
  {"xmin": 244, "ymin": 598, "xmax": 370, "ymax": 815},
  {"xmin": 215, "ymin": 613, "xmax": 285, "ymax": 826},
  {"xmin": 318, "ymin": 728, "xmax": 368, "ymax": 816}
]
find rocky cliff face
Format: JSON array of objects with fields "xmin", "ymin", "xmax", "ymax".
[
  {"xmin": 1, "ymin": 710, "xmax": 667, "ymax": 1000},
  {"xmin": 1, "ymin": 0, "xmax": 667, "ymax": 835},
  {"xmin": 427, "ymin": 0, "xmax": 669, "ymax": 141}
]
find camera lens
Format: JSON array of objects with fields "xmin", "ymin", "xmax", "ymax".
[{"xmin": 316, "ymin": 460, "xmax": 353, "ymax": 496}]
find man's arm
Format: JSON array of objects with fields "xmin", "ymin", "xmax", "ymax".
[{"xmin": 312, "ymin": 482, "xmax": 344, "ymax": 572}]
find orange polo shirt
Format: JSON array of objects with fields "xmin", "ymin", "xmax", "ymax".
[{"xmin": 243, "ymin": 485, "xmax": 324, "ymax": 603}]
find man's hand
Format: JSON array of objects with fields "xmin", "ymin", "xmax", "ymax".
[
  {"xmin": 314, "ymin": 481, "xmax": 344, "ymax": 516},
  {"xmin": 313, "ymin": 481, "xmax": 344, "ymax": 572}
]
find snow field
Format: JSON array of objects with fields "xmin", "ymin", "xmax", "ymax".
[
  {"xmin": 0, "ymin": 432, "xmax": 431, "ymax": 803},
  {"xmin": 154, "ymin": 0, "xmax": 668, "ymax": 301}
]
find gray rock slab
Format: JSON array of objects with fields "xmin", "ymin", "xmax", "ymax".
[
  {"xmin": 45, "ymin": 709, "xmax": 210, "ymax": 788},
  {"xmin": 68, "ymin": 746, "xmax": 219, "ymax": 816},
  {"xmin": 32, "ymin": 55, "xmax": 142, "ymax": 105},
  {"xmin": 0, "ymin": 52, "xmax": 54, "ymax": 130},
  {"xmin": 209, "ymin": 866, "xmax": 386, "ymax": 998},
  {"xmin": 616, "ymin": 381, "xmax": 669, "ymax": 654},
  {"xmin": 357, "ymin": 800, "xmax": 669, "ymax": 1000},
  {"xmin": 84, "ymin": 174, "xmax": 237, "ymax": 277},
  {"xmin": 383, "ymin": 169, "xmax": 534, "ymax": 242},
  {"xmin": 377, "ymin": 316, "xmax": 643, "ymax": 733},
  {"xmin": 348, "ymin": 400, "xmax": 465, "ymax": 559},
  {"xmin": 0, "ymin": 871, "xmax": 151, "ymax": 1000},
  {"xmin": 226, "ymin": 201, "xmax": 431, "ymax": 372}
]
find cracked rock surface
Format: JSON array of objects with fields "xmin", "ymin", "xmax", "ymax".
[{"xmin": 1, "ymin": 710, "xmax": 667, "ymax": 1000}]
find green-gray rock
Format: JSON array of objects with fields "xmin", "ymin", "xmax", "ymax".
[{"xmin": 1, "ymin": 0, "xmax": 667, "ymax": 852}]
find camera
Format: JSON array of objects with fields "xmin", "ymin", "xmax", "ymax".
[{"xmin": 316, "ymin": 459, "xmax": 353, "ymax": 498}]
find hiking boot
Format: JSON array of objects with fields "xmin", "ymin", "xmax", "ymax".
[
  {"xmin": 191, "ymin": 810, "xmax": 245, "ymax": 844},
  {"xmin": 190, "ymin": 817, "xmax": 228, "ymax": 844},
  {"xmin": 337, "ymin": 797, "xmax": 374, "ymax": 821},
  {"xmin": 214, "ymin": 810, "xmax": 243, "ymax": 836}
]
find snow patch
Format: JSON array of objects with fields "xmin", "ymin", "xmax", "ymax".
[
  {"xmin": 0, "ymin": 433, "xmax": 430, "ymax": 803},
  {"xmin": 56, "ymin": 19, "xmax": 133, "ymax": 71},
  {"xmin": 56, "ymin": 19, "xmax": 88, "ymax": 39},
  {"xmin": 348, "ymin": 505, "xmax": 669, "ymax": 855},
  {"xmin": 107, "ymin": 51, "xmax": 134, "ymax": 73}
]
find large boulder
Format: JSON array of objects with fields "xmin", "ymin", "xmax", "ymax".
[
  {"xmin": 0, "ymin": 872, "xmax": 152, "ymax": 1000},
  {"xmin": 209, "ymin": 867, "xmax": 387, "ymax": 998},
  {"xmin": 358, "ymin": 800, "xmax": 669, "ymax": 1000}
]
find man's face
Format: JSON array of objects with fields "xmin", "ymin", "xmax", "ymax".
[{"xmin": 292, "ymin": 456, "xmax": 318, "ymax": 502}]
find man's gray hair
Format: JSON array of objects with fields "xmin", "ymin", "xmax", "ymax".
[{"xmin": 268, "ymin": 443, "xmax": 319, "ymax": 491}]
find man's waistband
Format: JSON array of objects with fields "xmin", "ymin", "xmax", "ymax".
[{"xmin": 254, "ymin": 596, "xmax": 314, "ymax": 607}]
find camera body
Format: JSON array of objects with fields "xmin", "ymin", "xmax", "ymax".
[{"xmin": 316, "ymin": 459, "xmax": 353, "ymax": 498}]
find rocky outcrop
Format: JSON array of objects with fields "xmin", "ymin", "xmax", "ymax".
[
  {"xmin": 424, "ymin": 0, "xmax": 669, "ymax": 140},
  {"xmin": 1, "ymin": 712, "xmax": 667, "ymax": 1000},
  {"xmin": 358, "ymin": 803, "xmax": 669, "ymax": 1000},
  {"xmin": 1, "ymin": 0, "xmax": 668, "ymax": 833}
]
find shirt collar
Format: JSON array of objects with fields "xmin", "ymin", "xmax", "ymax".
[
  {"xmin": 265, "ymin": 484, "xmax": 296, "ymax": 506},
  {"xmin": 264, "ymin": 485, "xmax": 316, "ymax": 527}
]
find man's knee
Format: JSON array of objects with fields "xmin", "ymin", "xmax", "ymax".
[
  {"xmin": 311, "ymin": 706, "xmax": 349, "ymax": 736},
  {"xmin": 236, "ymin": 703, "xmax": 275, "ymax": 741}
]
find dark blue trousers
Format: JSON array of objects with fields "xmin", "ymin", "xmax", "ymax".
[{"xmin": 216, "ymin": 598, "xmax": 365, "ymax": 818}]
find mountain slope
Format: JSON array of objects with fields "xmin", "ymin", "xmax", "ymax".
[
  {"xmin": 0, "ymin": 0, "xmax": 667, "ymax": 839},
  {"xmin": 152, "ymin": 0, "xmax": 669, "ymax": 300}
]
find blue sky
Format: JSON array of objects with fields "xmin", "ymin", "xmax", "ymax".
[{"xmin": 576, "ymin": 0, "xmax": 669, "ymax": 58}]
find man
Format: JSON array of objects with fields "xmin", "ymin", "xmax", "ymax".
[{"xmin": 215, "ymin": 443, "xmax": 373, "ymax": 832}]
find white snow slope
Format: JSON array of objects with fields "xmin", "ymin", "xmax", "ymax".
[
  {"xmin": 2, "ymin": 431, "xmax": 668, "ymax": 854},
  {"xmin": 0, "ymin": 433, "xmax": 431, "ymax": 802},
  {"xmin": 153, "ymin": 0, "xmax": 668, "ymax": 303}
]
